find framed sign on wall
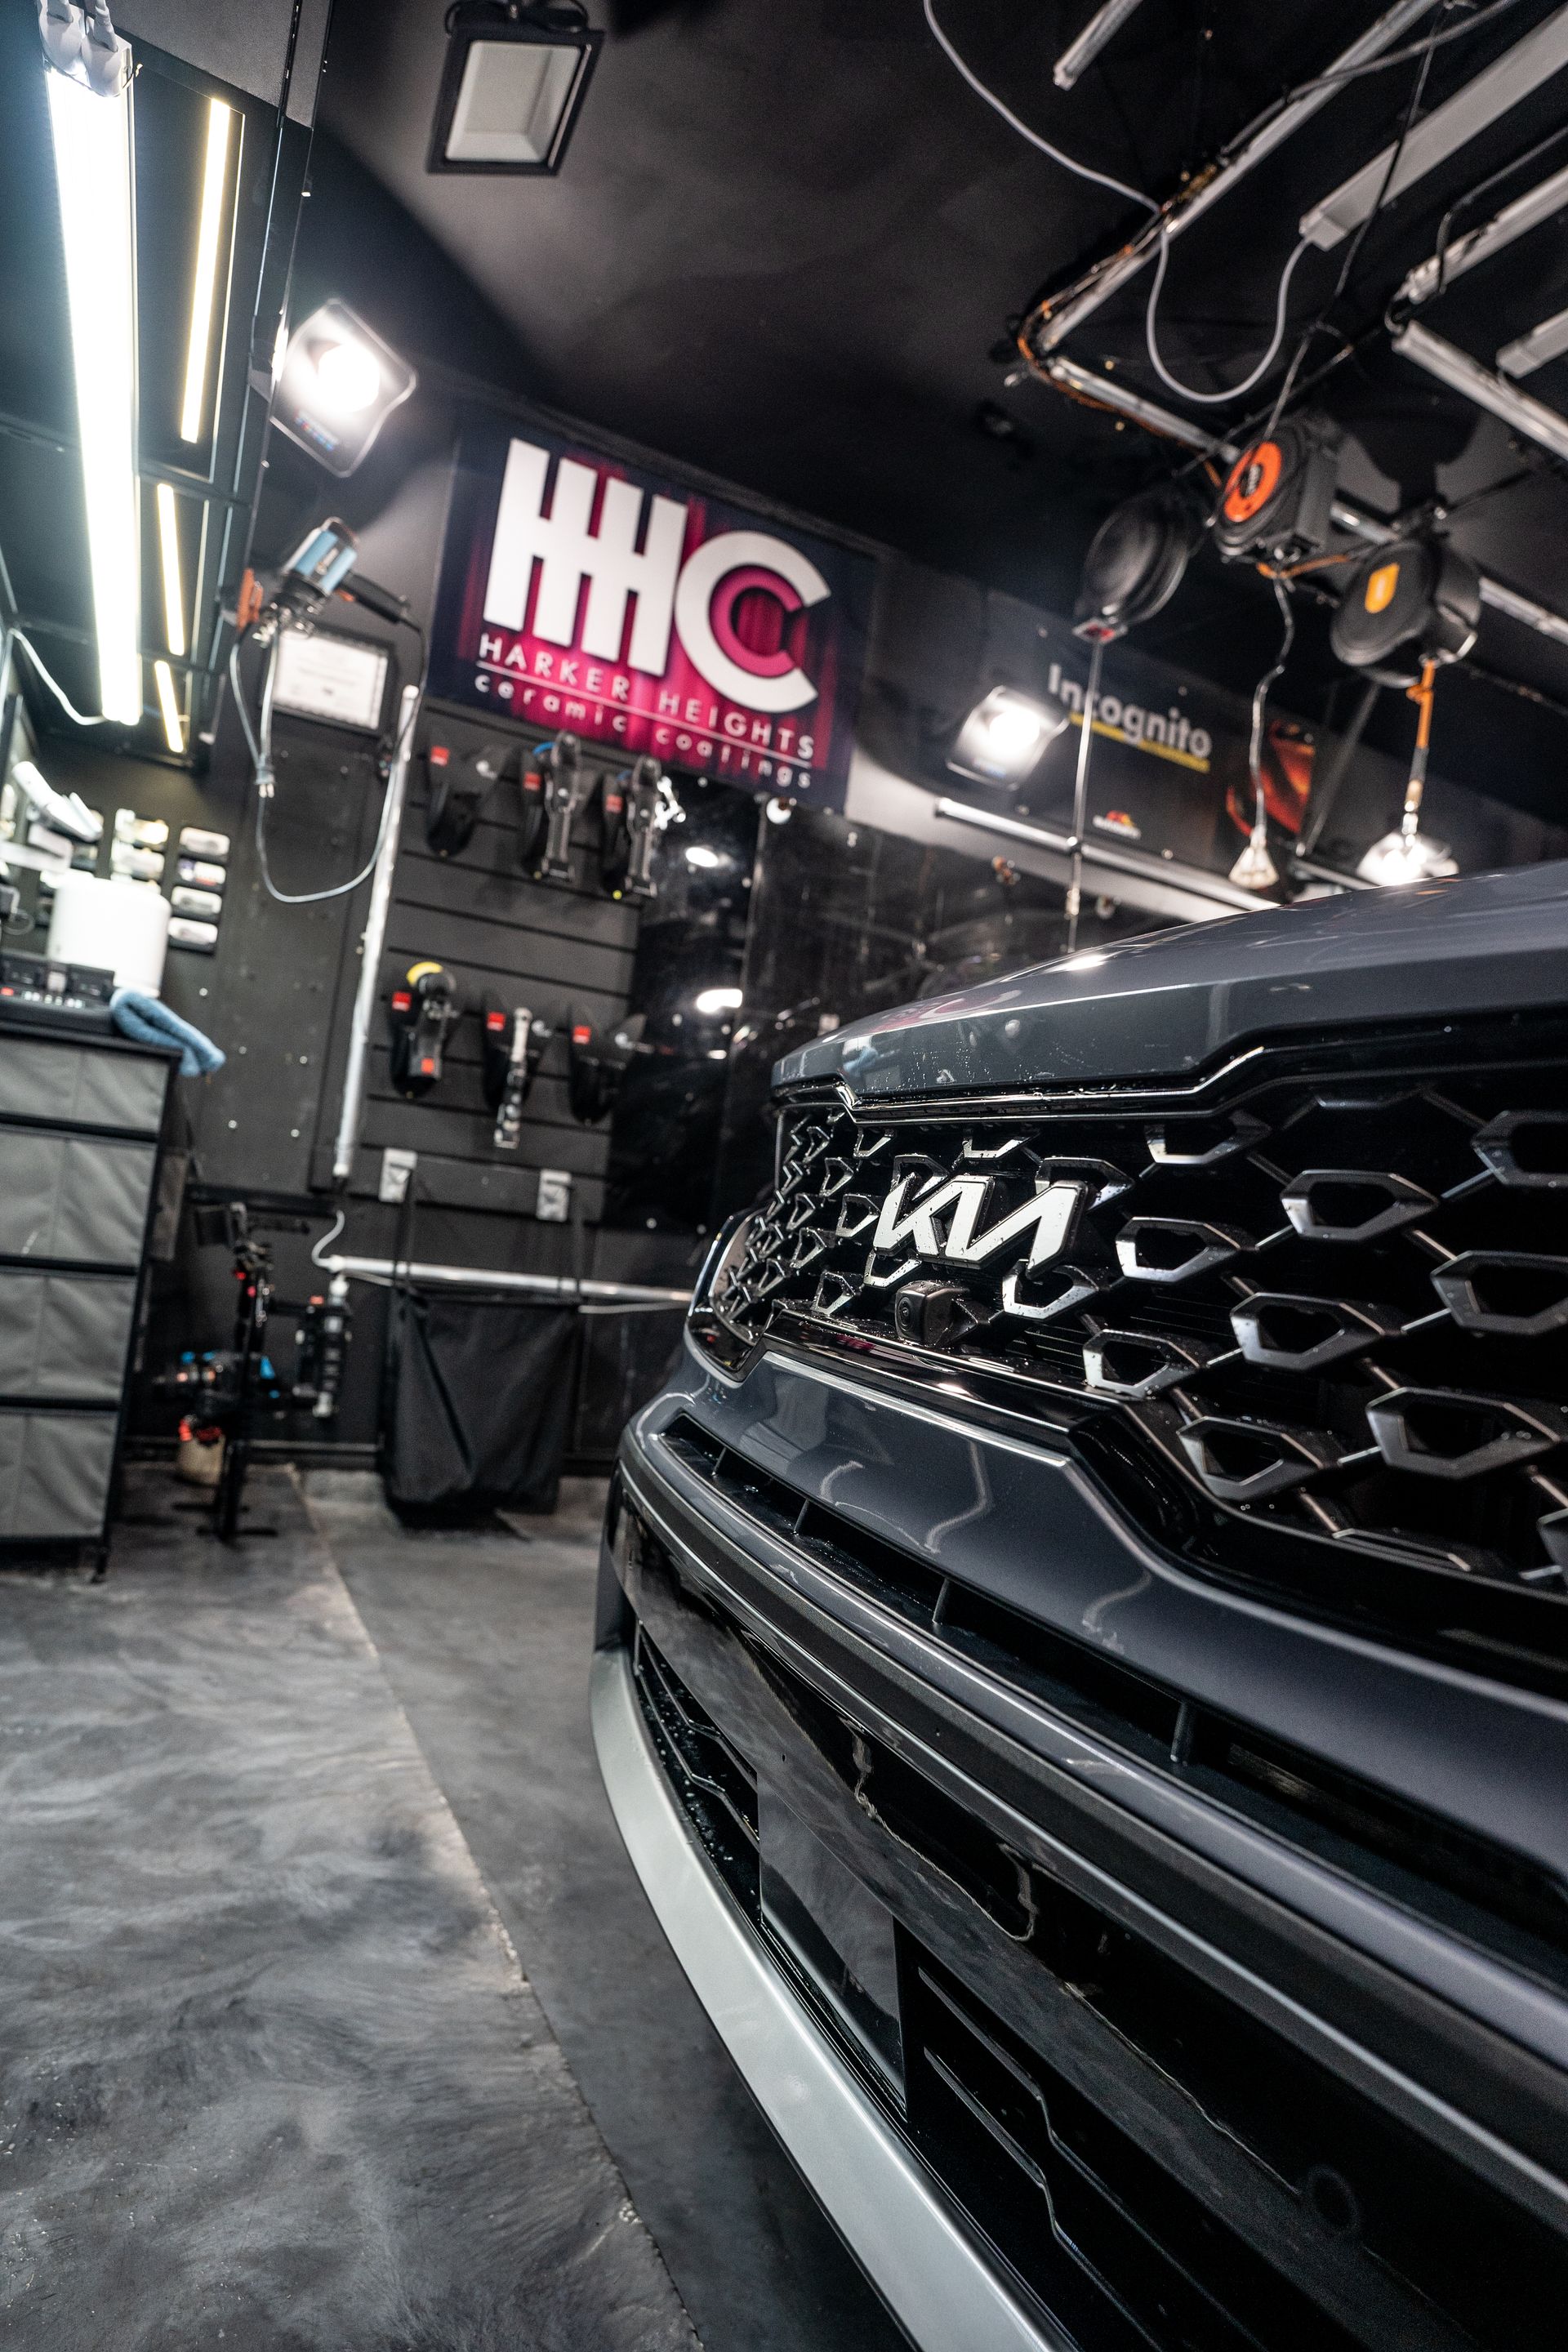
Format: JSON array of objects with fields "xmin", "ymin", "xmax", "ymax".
[{"xmin": 430, "ymin": 421, "xmax": 876, "ymax": 811}]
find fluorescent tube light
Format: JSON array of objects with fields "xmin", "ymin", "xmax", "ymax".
[
  {"xmin": 1498, "ymin": 305, "xmax": 1568, "ymax": 377},
  {"xmin": 46, "ymin": 69, "xmax": 141, "ymax": 727},
  {"xmin": 155, "ymin": 481, "xmax": 186, "ymax": 657},
  {"xmin": 1301, "ymin": 5, "xmax": 1568, "ymax": 249},
  {"xmin": 180, "ymin": 99, "xmax": 234, "ymax": 444},
  {"xmin": 1030, "ymin": 1, "xmax": 1441, "ymax": 353},
  {"xmin": 153, "ymin": 658, "xmax": 185, "ymax": 755},
  {"xmin": 1054, "ymin": 0, "xmax": 1150, "ymax": 91},
  {"xmin": 1397, "ymin": 160, "xmax": 1568, "ymax": 306},
  {"xmin": 1393, "ymin": 317, "xmax": 1568, "ymax": 465}
]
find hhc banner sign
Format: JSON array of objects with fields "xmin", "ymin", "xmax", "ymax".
[{"xmin": 430, "ymin": 423, "xmax": 875, "ymax": 808}]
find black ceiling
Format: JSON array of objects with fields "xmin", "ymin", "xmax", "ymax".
[{"xmin": 270, "ymin": 2, "xmax": 1568, "ymax": 820}]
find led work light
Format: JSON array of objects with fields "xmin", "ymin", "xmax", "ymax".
[
  {"xmin": 948, "ymin": 688, "xmax": 1069, "ymax": 788},
  {"xmin": 272, "ymin": 301, "xmax": 416, "ymax": 479},
  {"xmin": 429, "ymin": 1, "xmax": 603, "ymax": 177}
]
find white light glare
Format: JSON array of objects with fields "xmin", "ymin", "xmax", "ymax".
[
  {"xmin": 314, "ymin": 339, "xmax": 383, "ymax": 413},
  {"xmin": 950, "ymin": 685, "xmax": 1068, "ymax": 786},
  {"xmin": 153, "ymin": 659, "xmax": 185, "ymax": 755},
  {"xmin": 47, "ymin": 69, "xmax": 141, "ymax": 725},
  {"xmin": 694, "ymin": 987, "xmax": 743, "ymax": 1016},
  {"xmin": 155, "ymin": 483, "xmax": 186, "ymax": 658},
  {"xmin": 180, "ymin": 100, "xmax": 235, "ymax": 443},
  {"xmin": 983, "ymin": 702, "xmax": 1045, "ymax": 757},
  {"xmin": 1357, "ymin": 827, "xmax": 1458, "ymax": 887},
  {"xmin": 685, "ymin": 843, "xmax": 724, "ymax": 870}
]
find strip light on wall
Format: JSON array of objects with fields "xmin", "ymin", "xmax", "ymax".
[
  {"xmin": 180, "ymin": 97, "xmax": 234, "ymax": 444},
  {"xmin": 47, "ymin": 68, "xmax": 141, "ymax": 727},
  {"xmin": 154, "ymin": 480, "xmax": 186, "ymax": 657},
  {"xmin": 153, "ymin": 657, "xmax": 185, "ymax": 755}
]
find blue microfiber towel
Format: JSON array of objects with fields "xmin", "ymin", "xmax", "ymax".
[{"xmin": 110, "ymin": 988, "xmax": 226, "ymax": 1077}]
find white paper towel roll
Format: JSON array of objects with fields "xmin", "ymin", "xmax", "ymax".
[{"xmin": 47, "ymin": 873, "xmax": 171, "ymax": 995}]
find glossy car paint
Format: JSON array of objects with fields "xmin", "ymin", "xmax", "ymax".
[
  {"xmin": 777, "ymin": 861, "xmax": 1568, "ymax": 1098},
  {"xmin": 599, "ymin": 865, "xmax": 1568, "ymax": 2344}
]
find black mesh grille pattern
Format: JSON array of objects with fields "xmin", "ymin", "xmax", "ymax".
[{"xmin": 710, "ymin": 1030, "xmax": 1568, "ymax": 1650}]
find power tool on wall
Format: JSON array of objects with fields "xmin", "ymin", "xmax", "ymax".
[
  {"xmin": 425, "ymin": 739, "xmax": 507, "ymax": 858},
  {"xmin": 599, "ymin": 755, "xmax": 670, "ymax": 902},
  {"xmin": 480, "ymin": 993, "xmax": 550, "ymax": 1150},
  {"xmin": 388, "ymin": 960, "xmax": 461, "ymax": 1098},
  {"xmin": 568, "ymin": 1011, "xmax": 642, "ymax": 1125},
  {"xmin": 519, "ymin": 733, "xmax": 586, "ymax": 884}
]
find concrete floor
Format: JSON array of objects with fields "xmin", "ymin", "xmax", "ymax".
[
  {"xmin": 302, "ymin": 1472, "xmax": 906, "ymax": 2352},
  {"xmin": 0, "ymin": 1467, "xmax": 904, "ymax": 2351},
  {"xmin": 0, "ymin": 1467, "xmax": 692, "ymax": 2352}
]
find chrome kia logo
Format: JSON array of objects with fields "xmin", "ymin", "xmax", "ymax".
[{"xmin": 871, "ymin": 1172, "xmax": 1089, "ymax": 1272}]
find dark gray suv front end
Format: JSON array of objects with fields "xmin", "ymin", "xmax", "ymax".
[{"xmin": 593, "ymin": 864, "xmax": 1568, "ymax": 2352}]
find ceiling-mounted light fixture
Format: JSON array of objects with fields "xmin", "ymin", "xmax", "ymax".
[
  {"xmin": 46, "ymin": 61, "xmax": 141, "ymax": 725},
  {"xmin": 948, "ymin": 686, "xmax": 1069, "ymax": 787},
  {"xmin": 1053, "ymin": 0, "xmax": 1150, "ymax": 91},
  {"xmin": 428, "ymin": 1, "xmax": 604, "ymax": 177},
  {"xmin": 1302, "ymin": 6, "xmax": 1568, "ymax": 248},
  {"xmin": 179, "ymin": 97, "xmax": 236, "ymax": 444},
  {"xmin": 272, "ymin": 300, "xmax": 416, "ymax": 478}
]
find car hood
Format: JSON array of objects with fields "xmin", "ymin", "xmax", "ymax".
[{"xmin": 773, "ymin": 861, "xmax": 1568, "ymax": 1101}]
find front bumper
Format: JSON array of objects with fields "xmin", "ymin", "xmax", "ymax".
[
  {"xmin": 595, "ymin": 1348, "xmax": 1568, "ymax": 2351},
  {"xmin": 590, "ymin": 1643, "xmax": 1056, "ymax": 2352}
]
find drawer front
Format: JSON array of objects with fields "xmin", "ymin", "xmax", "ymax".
[
  {"xmin": 0, "ymin": 1036, "xmax": 167, "ymax": 1133},
  {"xmin": 0, "ymin": 1269, "xmax": 137, "ymax": 1400},
  {"xmin": 0, "ymin": 1410, "xmax": 117, "ymax": 1539},
  {"xmin": 0, "ymin": 1133, "xmax": 156, "ymax": 1265}
]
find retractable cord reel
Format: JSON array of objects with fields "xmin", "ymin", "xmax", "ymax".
[
  {"xmin": 388, "ymin": 960, "xmax": 461, "ymax": 1099},
  {"xmin": 480, "ymin": 996, "xmax": 550, "ymax": 1150},
  {"xmin": 1214, "ymin": 416, "xmax": 1343, "ymax": 568},
  {"xmin": 1074, "ymin": 486, "xmax": 1204, "ymax": 641}
]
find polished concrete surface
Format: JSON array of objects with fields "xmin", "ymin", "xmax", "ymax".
[
  {"xmin": 0, "ymin": 1468, "xmax": 693, "ymax": 2352},
  {"xmin": 0, "ymin": 1467, "xmax": 904, "ymax": 2350},
  {"xmin": 302, "ymin": 1472, "xmax": 907, "ymax": 2352}
]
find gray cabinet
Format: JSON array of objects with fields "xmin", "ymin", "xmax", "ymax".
[{"xmin": 0, "ymin": 1022, "xmax": 172, "ymax": 1549}]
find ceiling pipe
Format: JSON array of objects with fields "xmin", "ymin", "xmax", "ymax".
[
  {"xmin": 1054, "ymin": 0, "xmax": 1151, "ymax": 92},
  {"xmin": 1392, "ymin": 316, "xmax": 1568, "ymax": 467},
  {"xmin": 1025, "ymin": 0, "xmax": 1441, "ymax": 358},
  {"xmin": 1040, "ymin": 355, "xmax": 1240, "ymax": 457},
  {"xmin": 1037, "ymin": 352, "xmax": 1568, "ymax": 651}
]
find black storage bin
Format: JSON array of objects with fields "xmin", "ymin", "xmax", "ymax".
[{"xmin": 381, "ymin": 1284, "xmax": 580, "ymax": 1519}]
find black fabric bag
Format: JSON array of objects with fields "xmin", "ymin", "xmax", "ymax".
[{"xmin": 381, "ymin": 1284, "xmax": 580, "ymax": 1519}]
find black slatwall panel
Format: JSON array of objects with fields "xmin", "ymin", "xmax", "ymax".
[{"xmin": 316, "ymin": 699, "xmax": 640, "ymax": 1229}]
